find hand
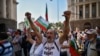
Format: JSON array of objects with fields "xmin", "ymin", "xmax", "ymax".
[
  {"xmin": 26, "ymin": 33, "xmax": 32, "ymax": 42},
  {"xmin": 63, "ymin": 11, "xmax": 71, "ymax": 21},
  {"xmin": 25, "ymin": 12, "xmax": 31, "ymax": 19}
]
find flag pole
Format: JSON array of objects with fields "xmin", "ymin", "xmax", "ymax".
[
  {"xmin": 57, "ymin": 0, "xmax": 59, "ymax": 22},
  {"xmin": 45, "ymin": 3, "xmax": 48, "ymax": 22}
]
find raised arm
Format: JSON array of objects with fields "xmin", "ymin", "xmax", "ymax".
[
  {"xmin": 59, "ymin": 11, "xmax": 71, "ymax": 44},
  {"xmin": 25, "ymin": 12, "xmax": 42, "ymax": 44}
]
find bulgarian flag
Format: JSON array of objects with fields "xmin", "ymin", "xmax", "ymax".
[
  {"xmin": 34, "ymin": 16, "xmax": 49, "ymax": 31},
  {"xmin": 24, "ymin": 18, "xmax": 41, "ymax": 32},
  {"xmin": 45, "ymin": 3, "xmax": 48, "ymax": 22},
  {"xmin": 69, "ymin": 38, "xmax": 80, "ymax": 56}
]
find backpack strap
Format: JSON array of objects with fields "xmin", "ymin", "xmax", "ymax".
[
  {"xmin": 43, "ymin": 41, "xmax": 47, "ymax": 46},
  {"xmin": 0, "ymin": 43, "xmax": 5, "ymax": 55},
  {"xmin": 54, "ymin": 41, "xmax": 59, "ymax": 51}
]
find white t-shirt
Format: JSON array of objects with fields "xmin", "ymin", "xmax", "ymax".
[
  {"xmin": 42, "ymin": 37, "xmax": 60, "ymax": 56},
  {"xmin": 60, "ymin": 40, "xmax": 70, "ymax": 56},
  {"xmin": 30, "ymin": 41, "xmax": 43, "ymax": 56}
]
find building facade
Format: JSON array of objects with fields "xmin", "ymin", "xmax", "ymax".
[
  {"xmin": 67, "ymin": 0, "xmax": 100, "ymax": 30},
  {"xmin": 19, "ymin": 22, "xmax": 25, "ymax": 31},
  {"xmin": 0, "ymin": 0, "xmax": 18, "ymax": 32}
]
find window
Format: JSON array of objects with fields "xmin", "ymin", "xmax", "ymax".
[
  {"xmin": 85, "ymin": 0, "xmax": 89, "ymax": 2},
  {"xmin": 92, "ymin": 3, "xmax": 96, "ymax": 18},
  {"xmin": 6, "ymin": 0, "xmax": 9, "ymax": 18},
  {"xmin": 71, "ymin": 7, "xmax": 75, "ymax": 19},
  {"xmin": 0, "ymin": 1, "xmax": 2, "ymax": 17},
  {"xmin": 76, "ymin": 0, "xmax": 78, "ymax": 3},
  {"xmin": 99, "ymin": 2, "xmax": 100, "ymax": 17},
  {"xmin": 79, "ymin": 5, "xmax": 83, "ymax": 19},
  {"xmin": 85, "ymin": 4, "xmax": 89, "ymax": 18},
  {"xmin": 71, "ymin": 0, "xmax": 74, "ymax": 4},
  {"xmin": 79, "ymin": 0, "xmax": 83, "ymax": 2}
]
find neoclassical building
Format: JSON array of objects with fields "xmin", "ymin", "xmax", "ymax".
[
  {"xmin": 67, "ymin": 0, "xmax": 100, "ymax": 30},
  {"xmin": 0, "ymin": 0, "xmax": 18, "ymax": 32}
]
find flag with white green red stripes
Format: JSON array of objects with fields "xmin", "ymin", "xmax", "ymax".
[{"xmin": 34, "ymin": 16, "xmax": 49, "ymax": 31}]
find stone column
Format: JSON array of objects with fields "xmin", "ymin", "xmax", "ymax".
[
  {"xmin": 76, "ymin": 6, "xmax": 79, "ymax": 20},
  {"xmin": 89, "ymin": 3, "xmax": 92, "ymax": 18},
  {"xmin": 13, "ymin": 3, "xmax": 16, "ymax": 21},
  {"xmin": 83, "ymin": 5, "xmax": 85, "ymax": 19},
  {"xmin": 77, "ymin": 0, "xmax": 79, "ymax": 3},
  {"xmin": 13, "ymin": 0, "xmax": 18, "ymax": 21},
  {"xmin": 0, "ymin": 0, "xmax": 6, "ymax": 18},
  {"xmin": 6, "ymin": 0, "xmax": 13, "ymax": 19},
  {"xmin": 96, "ymin": 2, "xmax": 99, "ymax": 18},
  {"xmin": 75, "ymin": 0, "xmax": 76, "ymax": 3},
  {"xmin": 10, "ymin": 0, "xmax": 13, "ymax": 19}
]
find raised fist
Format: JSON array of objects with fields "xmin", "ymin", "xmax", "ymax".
[
  {"xmin": 62, "ymin": 11, "xmax": 71, "ymax": 21},
  {"xmin": 25, "ymin": 12, "xmax": 31, "ymax": 19}
]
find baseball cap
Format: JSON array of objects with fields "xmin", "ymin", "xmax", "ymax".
[{"xmin": 85, "ymin": 29, "xmax": 96, "ymax": 34}]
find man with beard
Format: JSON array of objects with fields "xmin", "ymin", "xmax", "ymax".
[{"xmin": 25, "ymin": 11, "xmax": 71, "ymax": 56}]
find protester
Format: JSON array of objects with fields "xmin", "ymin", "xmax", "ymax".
[
  {"xmin": 96, "ymin": 26, "xmax": 100, "ymax": 38},
  {"xmin": 25, "ymin": 12, "xmax": 43, "ymax": 56},
  {"xmin": 0, "ymin": 32, "xmax": 13, "ymax": 56},
  {"xmin": 7, "ymin": 32, "xmax": 13, "ymax": 42},
  {"xmin": 83, "ymin": 29, "xmax": 100, "ymax": 56},
  {"xmin": 12, "ymin": 30, "xmax": 22, "ymax": 56},
  {"xmin": 21, "ymin": 32, "xmax": 28, "ymax": 56},
  {"xmin": 25, "ymin": 10, "xmax": 70, "ymax": 56},
  {"xmin": 26, "ymin": 29, "xmax": 43, "ymax": 56}
]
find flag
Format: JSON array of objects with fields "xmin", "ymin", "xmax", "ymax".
[
  {"xmin": 69, "ymin": 38, "xmax": 80, "ymax": 56},
  {"xmin": 34, "ymin": 16, "xmax": 49, "ymax": 31},
  {"xmin": 24, "ymin": 18, "xmax": 30, "ymax": 29},
  {"xmin": 34, "ymin": 23, "xmax": 41, "ymax": 32},
  {"xmin": 45, "ymin": 3, "xmax": 48, "ymax": 22}
]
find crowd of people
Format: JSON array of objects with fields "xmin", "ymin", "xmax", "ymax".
[{"xmin": 0, "ymin": 11, "xmax": 100, "ymax": 56}]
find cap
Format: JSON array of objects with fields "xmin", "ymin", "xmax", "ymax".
[
  {"xmin": 85, "ymin": 29, "xmax": 96, "ymax": 34},
  {"xmin": 62, "ymin": 11, "xmax": 71, "ymax": 16}
]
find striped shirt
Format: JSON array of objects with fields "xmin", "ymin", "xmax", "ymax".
[{"xmin": 0, "ymin": 41, "xmax": 13, "ymax": 56}]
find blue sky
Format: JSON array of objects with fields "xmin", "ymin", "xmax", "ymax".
[{"xmin": 17, "ymin": 0, "xmax": 68, "ymax": 24}]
